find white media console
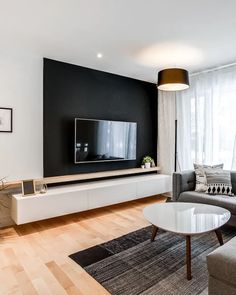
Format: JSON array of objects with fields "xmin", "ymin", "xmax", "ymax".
[{"xmin": 11, "ymin": 173, "xmax": 171, "ymax": 225}]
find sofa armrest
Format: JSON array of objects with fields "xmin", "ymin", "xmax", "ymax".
[
  {"xmin": 172, "ymin": 170, "xmax": 196, "ymax": 201},
  {"xmin": 207, "ymin": 237, "xmax": 236, "ymax": 290}
]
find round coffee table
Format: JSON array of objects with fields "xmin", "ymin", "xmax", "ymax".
[{"xmin": 143, "ymin": 202, "xmax": 231, "ymax": 280}]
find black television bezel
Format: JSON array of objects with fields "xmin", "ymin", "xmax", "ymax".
[{"xmin": 74, "ymin": 118, "xmax": 137, "ymax": 164}]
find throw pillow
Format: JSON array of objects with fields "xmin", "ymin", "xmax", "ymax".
[
  {"xmin": 205, "ymin": 169, "xmax": 234, "ymax": 196},
  {"xmin": 194, "ymin": 163, "xmax": 224, "ymax": 192}
]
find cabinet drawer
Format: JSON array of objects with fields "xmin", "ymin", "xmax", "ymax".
[
  {"xmin": 88, "ymin": 182, "xmax": 136, "ymax": 209},
  {"xmin": 136, "ymin": 177, "xmax": 171, "ymax": 198}
]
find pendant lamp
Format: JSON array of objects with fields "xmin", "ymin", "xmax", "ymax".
[{"xmin": 157, "ymin": 68, "xmax": 189, "ymax": 91}]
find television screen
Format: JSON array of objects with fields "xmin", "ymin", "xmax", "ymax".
[{"xmin": 75, "ymin": 118, "xmax": 137, "ymax": 163}]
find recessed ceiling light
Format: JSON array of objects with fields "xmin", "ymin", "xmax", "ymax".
[{"xmin": 97, "ymin": 53, "xmax": 103, "ymax": 59}]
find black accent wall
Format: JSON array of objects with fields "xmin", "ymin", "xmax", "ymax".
[{"xmin": 43, "ymin": 58, "xmax": 157, "ymax": 177}]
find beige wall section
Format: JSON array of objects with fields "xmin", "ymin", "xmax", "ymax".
[{"xmin": 0, "ymin": 52, "xmax": 43, "ymax": 181}]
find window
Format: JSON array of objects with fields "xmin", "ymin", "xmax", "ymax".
[{"xmin": 177, "ymin": 66, "xmax": 236, "ymax": 170}]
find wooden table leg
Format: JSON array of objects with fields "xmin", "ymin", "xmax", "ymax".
[
  {"xmin": 151, "ymin": 225, "xmax": 158, "ymax": 242},
  {"xmin": 186, "ymin": 235, "xmax": 192, "ymax": 280},
  {"xmin": 215, "ymin": 229, "xmax": 224, "ymax": 246}
]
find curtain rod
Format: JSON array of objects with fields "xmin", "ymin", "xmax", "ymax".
[{"xmin": 190, "ymin": 61, "xmax": 236, "ymax": 77}]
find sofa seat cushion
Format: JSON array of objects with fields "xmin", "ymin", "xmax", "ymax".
[
  {"xmin": 178, "ymin": 191, "xmax": 236, "ymax": 215},
  {"xmin": 207, "ymin": 236, "xmax": 236, "ymax": 287}
]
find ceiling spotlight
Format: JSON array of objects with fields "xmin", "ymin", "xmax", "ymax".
[{"xmin": 97, "ymin": 53, "xmax": 103, "ymax": 59}]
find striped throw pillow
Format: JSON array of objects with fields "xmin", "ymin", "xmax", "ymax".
[
  {"xmin": 194, "ymin": 163, "xmax": 224, "ymax": 192},
  {"xmin": 205, "ymin": 169, "xmax": 234, "ymax": 196}
]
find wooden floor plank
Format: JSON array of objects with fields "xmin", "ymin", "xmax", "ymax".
[
  {"xmin": 0, "ymin": 195, "xmax": 166, "ymax": 295},
  {"xmin": 46, "ymin": 261, "xmax": 83, "ymax": 295}
]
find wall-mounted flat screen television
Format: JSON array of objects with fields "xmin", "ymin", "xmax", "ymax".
[{"xmin": 75, "ymin": 118, "xmax": 137, "ymax": 163}]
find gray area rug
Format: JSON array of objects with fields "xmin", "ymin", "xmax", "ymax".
[{"xmin": 70, "ymin": 226, "xmax": 236, "ymax": 295}]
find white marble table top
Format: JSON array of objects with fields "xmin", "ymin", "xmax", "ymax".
[{"xmin": 143, "ymin": 202, "xmax": 231, "ymax": 235}]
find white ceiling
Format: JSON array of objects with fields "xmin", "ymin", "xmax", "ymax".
[{"xmin": 1, "ymin": 0, "xmax": 236, "ymax": 82}]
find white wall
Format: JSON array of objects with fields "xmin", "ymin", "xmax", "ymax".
[{"xmin": 0, "ymin": 52, "xmax": 43, "ymax": 181}]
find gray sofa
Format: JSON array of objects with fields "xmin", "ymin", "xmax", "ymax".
[
  {"xmin": 207, "ymin": 236, "xmax": 236, "ymax": 295},
  {"xmin": 173, "ymin": 170, "xmax": 236, "ymax": 294},
  {"xmin": 172, "ymin": 170, "xmax": 236, "ymax": 225}
]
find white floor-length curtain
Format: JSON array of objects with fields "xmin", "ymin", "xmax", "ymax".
[
  {"xmin": 157, "ymin": 90, "xmax": 176, "ymax": 174},
  {"xmin": 177, "ymin": 64, "xmax": 236, "ymax": 171}
]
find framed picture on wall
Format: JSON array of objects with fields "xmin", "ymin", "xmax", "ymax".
[{"xmin": 0, "ymin": 107, "xmax": 13, "ymax": 132}]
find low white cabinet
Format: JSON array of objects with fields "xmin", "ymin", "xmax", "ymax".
[
  {"xmin": 11, "ymin": 174, "xmax": 171, "ymax": 225},
  {"xmin": 136, "ymin": 175, "xmax": 171, "ymax": 199}
]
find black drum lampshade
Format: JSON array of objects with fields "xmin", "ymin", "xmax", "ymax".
[{"xmin": 157, "ymin": 68, "xmax": 189, "ymax": 91}]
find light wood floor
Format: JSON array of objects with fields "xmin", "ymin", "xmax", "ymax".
[{"xmin": 0, "ymin": 195, "xmax": 166, "ymax": 295}]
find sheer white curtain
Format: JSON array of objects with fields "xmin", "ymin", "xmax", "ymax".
[
  {"xmin": 157, "ymin": 91, "xmax": 176, "ymax": 174},
  {"xmin": 177, "ymin": 65, "xmax": 236, "ymax": 171}
]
